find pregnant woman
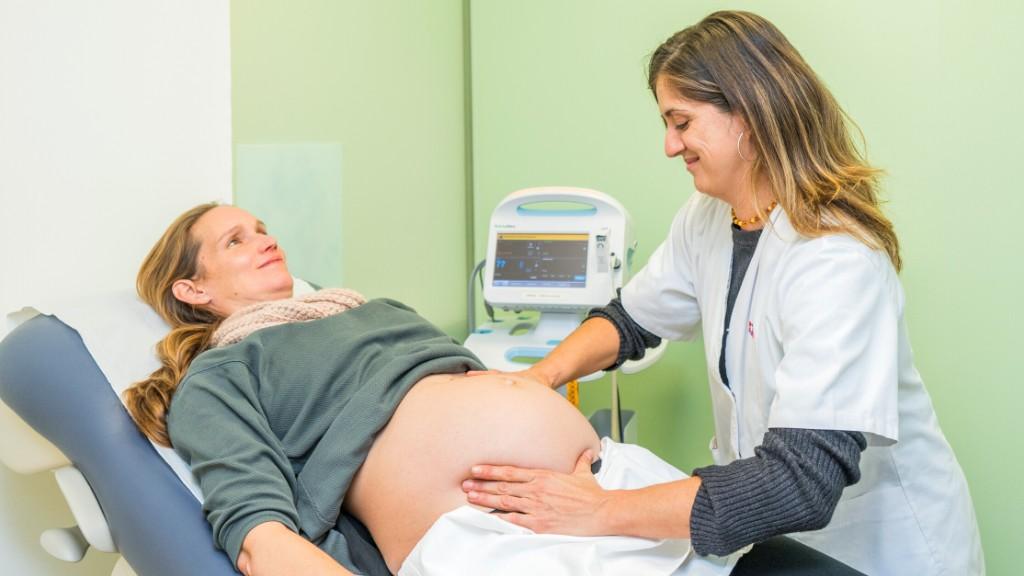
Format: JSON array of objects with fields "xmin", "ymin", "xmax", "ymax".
[{"xmin": 123, "ymin": 203, "xmax": 686, "ymax": 576}]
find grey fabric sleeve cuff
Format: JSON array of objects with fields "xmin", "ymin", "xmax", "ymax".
[
  {"xmin": 586, "ymin": 294, "xmax": 662, "ymax": 371},
  {"xmin": 690, "ymin": 428, "xmax": 867, "ymax": 557}
]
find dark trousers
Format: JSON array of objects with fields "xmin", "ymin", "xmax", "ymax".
[{"xmin": 732, "ymin": 537, "xmax": 866, "ymax": 576}]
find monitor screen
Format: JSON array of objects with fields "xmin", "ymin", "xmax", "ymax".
[{"xmin": 493, "ymin": 233, "xmax": 588, "ymax": 288}]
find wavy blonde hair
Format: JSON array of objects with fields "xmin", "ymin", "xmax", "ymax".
[
  {"xmin": 650, "ymin": 10, "xmax": 901, "ymax": 270},
  {"xmin": 123, "ymin": 203, "xmax": 221, "ymax": 446}
]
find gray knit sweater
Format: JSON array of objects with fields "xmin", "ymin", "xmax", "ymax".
[
  {"xmin": 167, "ymin": 299, "xmax": 483, "ymax": 575},
  {"xmin": 587, "ymin": 225, "xmax": 866, "ymax": 556}
]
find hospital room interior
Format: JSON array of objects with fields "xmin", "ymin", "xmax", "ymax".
[{"xmin": 0, "ymin": 1, "xmax": 1019, "ymax": 575}]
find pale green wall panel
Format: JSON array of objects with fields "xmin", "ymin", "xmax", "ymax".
[
  {"xmin": 471, "ymin": 1, "xmax": 1022, "ymax": 572},
  {"xmin": 236, "ymin": 143, "xmax": 344, "ymax": 288},
  {"xmin": 231, "ymin": 0, "xmax": 468, "ymax": 334}
]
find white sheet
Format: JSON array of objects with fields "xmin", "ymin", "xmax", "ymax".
[
  {"xmin": 400, "ymin": 438, "xmax": 742, "ymax": 576},
  {"xmin": 4, "ymin": 279, "xmax": 316, "ymax": 501}
]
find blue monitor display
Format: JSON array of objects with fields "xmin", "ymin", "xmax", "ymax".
[{"xmin": 493, "ymin": 233, "xmax": 588, "ymax": 288}]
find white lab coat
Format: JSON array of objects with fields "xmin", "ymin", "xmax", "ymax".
[{"xmin": 622, "ymin": 193, "xmax": 984, "ymax": 575}]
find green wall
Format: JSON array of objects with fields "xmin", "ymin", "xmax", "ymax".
[
  {"xmin": 470, "ymin": 1, "xmax": 1022, "ymax": 573},
  {"xmin": 233, "ymin": 1, "xmax": 1022, "ymax": 572},
  {"xmin": 231, "ymin": 0, "xmax": 469, "ymax": 334}
]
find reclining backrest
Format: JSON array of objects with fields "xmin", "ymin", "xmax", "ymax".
[{"xmin": 0, "ymin": 315, "xmax": 237, "ymax": 576}]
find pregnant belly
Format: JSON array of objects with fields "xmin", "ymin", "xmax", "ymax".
[{"xmin": 346, "ymin": 372, "xmax": 601, "ymax": 573}]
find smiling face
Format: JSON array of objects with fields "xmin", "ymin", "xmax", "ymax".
[
  {"xmin": 171, "ymin": 206, "xmax": 293, "ymax": 317},
  {"xmin": 655, "ymin": 75, "xmax": 752, "ymax": 203}
]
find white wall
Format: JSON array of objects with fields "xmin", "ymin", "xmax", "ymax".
[{"xmin": 0, "ymin": 1, "xmax": 231, "ymax": 573}]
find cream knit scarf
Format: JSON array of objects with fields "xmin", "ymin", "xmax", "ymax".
[{"xmin": 210, "ymin": 288, "xmax": 367, "ymax": 348}]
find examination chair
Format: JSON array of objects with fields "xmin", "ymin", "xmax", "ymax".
[
  {"xmin": 0, "ymin": 313, "xmax": 236, "ymax": 576},
  {"xmin": 0, "ymin": 307, "xmax": 865, "ymax": 576}
]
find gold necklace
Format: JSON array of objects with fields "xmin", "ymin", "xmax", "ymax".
[{"xmin": 732, "ymin": 200, "xmax": 778, "ymax": 228}]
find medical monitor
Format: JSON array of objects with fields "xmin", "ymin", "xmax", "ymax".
[
  {"xmin": 483, "ymin": 188, "xmax": 633, "ymax": 312},
  {"xmin": 492, "ymin": 233, "xmax": 589, "ymax": 289}
]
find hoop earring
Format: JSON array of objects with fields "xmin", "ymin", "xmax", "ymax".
[{"xmin": 737, "ymin": 130, "xmax": 750, "ymax": 162}]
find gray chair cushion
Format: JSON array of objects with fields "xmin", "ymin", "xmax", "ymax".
[{"xmin": 0, "ymin": 315, "xmax": 236, "ymax": 575}]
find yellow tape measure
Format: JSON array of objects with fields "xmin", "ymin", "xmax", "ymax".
[{"xmin": 566, "ymin": 379, "xmax": 580, "ymax": 408}]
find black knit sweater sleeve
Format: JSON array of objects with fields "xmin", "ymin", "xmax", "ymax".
[
  {"xmin": 690, "ymin": 428, "xmax": 867, "ymax": 557},
  {"xmin": 586, "ymin": 294, "xmax": 662, "ymax": 370}
]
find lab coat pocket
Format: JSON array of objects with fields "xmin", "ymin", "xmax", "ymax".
[{"xmin": 794, "ymin": 483, "xmax": 937, "ymax": 576}]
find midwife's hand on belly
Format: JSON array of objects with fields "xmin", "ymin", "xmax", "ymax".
[
  {"xmin": 462, "ymin": 448, "xmax": 613, "ymax": 536},
  {"xmin": 465, "ymin": 364, "xmax": 558, "ymax": 389}
]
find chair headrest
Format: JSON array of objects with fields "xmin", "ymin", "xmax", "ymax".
[{"xmin": 2, "ymin": 278, "xmax": 316, "ymax": 500}]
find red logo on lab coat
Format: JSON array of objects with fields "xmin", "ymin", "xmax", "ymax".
[{"xmin": 747, "ymin": 321, "xmax": 755, "ymax": 338}]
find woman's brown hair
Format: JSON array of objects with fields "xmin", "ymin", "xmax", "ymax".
[
  {"xmin": 650, "ymin": 10, "xmax": 901, "ymax": 270},
  {"xmin": 123, "ymin": 202, "xmax": 221, "ymax": 446}
]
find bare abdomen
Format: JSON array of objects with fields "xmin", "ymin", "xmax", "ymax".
[{"xmin": 345, "ymin": 372, "xmax": 601, "ymax": 573}]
